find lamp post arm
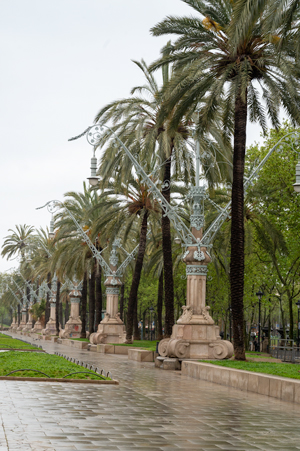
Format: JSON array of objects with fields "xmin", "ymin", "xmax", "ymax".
[
  {"xmin": 18, "ymin": 271, "xmax": 39, "ymax": 303},
  {"xmin": 11, "ymin": 279, "xmax": 29, "ymax": 306},
  {"xmin": 36, "ymin": 200, "xmax": 112, "ymax": 276},
  {"xmin": 202, "ymin": 131, "xmax": 300, "ymax": 244},
  {"xmin": 116, "ymin": 230, "xmax": 151, "ymax": 277},
  {"xmin": 243, "ymin": 131, "xmax": 299, "ymax": 191},
  {"xmin": 6, "ymin": 285, "xmax": 23, "ymax": 306},
  {"xmin": 70, "ymin": 125, "xmax": 197, "ymax": 247}
]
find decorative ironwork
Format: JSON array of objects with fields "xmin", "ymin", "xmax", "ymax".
[
  {"xmin": 37, "ymin": 200, "xmax": 112, "ymax": 276},
  {"xmin": 186, "ymin": 265, "xmax": 208, "ymax": 276},
  {"xmin": 11, "ymin": 278, "xmax": 30, "ymax": 306},
  {"xmin": 70, "ymin": 125, "xmax": 197, "ymax": 247},
  {"xmin": 6, "ymin": 284, "xmax": 22, "ymax": 306},
  {"xmin": 193, "ymin": 250, "xmax": 205, "ymax": 262},
  {"xmin": 106, "ymin": 287, "xmax": 120, "ymax": 295},
  {"xmin": 18, "ymin": 271, "xmax": 39, "ymax": 303},
  {"xmin": 109, "ymin": 239, "xmax": 119, "ymax": 267}
]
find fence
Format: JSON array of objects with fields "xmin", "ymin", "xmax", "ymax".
[{"xmin": 269, "ymin": 338, "xmax": 300, "ymax": 363}]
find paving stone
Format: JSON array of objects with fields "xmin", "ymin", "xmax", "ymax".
[{"xmin": 1, "ymin": 332, "xmax": 300, "ymax": 451}]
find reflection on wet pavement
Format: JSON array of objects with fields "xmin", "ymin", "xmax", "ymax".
[{"xmin": 1, "ymin": 333, "xmax": 300, "ymax": 450}]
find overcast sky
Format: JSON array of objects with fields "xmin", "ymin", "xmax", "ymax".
[{"xmin": 0, "ymin": 0, "xmax": 268, "ymax": 273}]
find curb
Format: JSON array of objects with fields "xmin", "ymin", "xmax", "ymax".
[{"xmin": 0, "ymin": 376, "xmax": 119, "ymax": 384}]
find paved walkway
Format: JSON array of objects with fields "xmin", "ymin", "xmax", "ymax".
[{"xmin": 1, "ymin": 334, "xmax": 300, "ymax": 451}]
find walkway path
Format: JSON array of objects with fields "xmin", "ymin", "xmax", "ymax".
[{"xmin": 1, "ymin": 333, "xmax": 300, "ymax": 451}]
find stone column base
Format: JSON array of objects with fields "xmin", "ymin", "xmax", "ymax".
[
  {"xmin": 59, "ymin": 321, "xmax": 82, "ymax": 339},
  {"xmin": 31, "ymin": 320, "xmax": 43, "ymax": 333},
  {"xmin": 16, "ymin": 322, "xmax": 26, "ymax": 332},
  {"xmin": 42, "ymin": 319, "xmax": 58, "ymax": 336},
  {"xmin": 90, "ymin": 321, "xmax": 126, "ymax": 345},
  {"xmin": 158, "ymin": 323, "xmax": 233, "ymax": 361}
]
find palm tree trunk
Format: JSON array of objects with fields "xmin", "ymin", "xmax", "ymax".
[
  {"xmin": 17, "ymin": 304, "xmax": 20, "ymax": 326},
  {"xmin": 133, "ymin": 296, "xmax": 140, "ymax": 340},
  {"xmin": 80, "ymin": 272, "xmax": 88, "ymax": 338},
  {"xmin": 89, "ymin": 265, "xmax": 96, "ymax": 334},
  {"xmin": 162, "ymin": 155, "xmax": 174, "ymax": 337},
  {"xmin": 157, "ymin": 271, "xmax": 164, "ymax": 340},
  {"xmin": 126, "ymin": 210, "xmax": 148, "ymax": 342},
  {"xmin": 26, "ymin": 286, "xmax": 30, "ymax": 322},
  {"xmin": 65, "ymin": 299, "xmax": 69, "ymax": 325},
  {"xmin": 95, "ymin": 261, "xmax": 102, "ymax": 328},
  {"xmin": 120, "ymin": 283, "xmax": 125, "ymax": 321},
  {"xmin": 230, "ymin": 91, "xmax": 247, "ymax": 360},
  {"xmin": 55, "ymin": 280, "xmax": 61, "ymax": 336},
  {"xmin": 45, "ymin": 272, "xmax": 51, "ymax": 324}
]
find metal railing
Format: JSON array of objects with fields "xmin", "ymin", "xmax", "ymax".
[{"xmin": 269, "ymin": 338, "xmax": 300, "ymax": 363}]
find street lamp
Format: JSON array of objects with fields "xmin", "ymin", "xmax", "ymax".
[
  {"xmin": 48, "ymin": 213, "xmax": 55, "ymax": 239},
  {"xmin": 87, "ymin": 147, "xmax": 100, "ymax": 186},
  {"xmin": 256, "ymin": 290, "xmax": 264, "ymax": 352},
  {"xmin": 296, "ymin": 300, "xmax": 300, "ymax": 347}
]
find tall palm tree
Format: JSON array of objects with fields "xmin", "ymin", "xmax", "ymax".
[
  {"xmin": 150, "ymin": 0, "xmax": 300, "ymax": 359},
  {"xmin": 1, "ymin": 225, "xmax": 35, "ymax": 261},
  {"xmin": 54, "ymin": 183, "xmax": 109, "ymax": 334}
]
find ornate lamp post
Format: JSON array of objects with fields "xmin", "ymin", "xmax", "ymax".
[
  {"xmin": 37, "ymin": 199, "xmax": 148, "ymax": 344},
  {"xmin": 67, "ymin": 124, "xmax": 300, "ymax": 364},
  {"xmin": 69, "ymin": 125, "xmax": 235, "ymax": 361}
]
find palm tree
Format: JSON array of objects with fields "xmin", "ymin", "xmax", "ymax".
[
  {"xmin": 1, "ymin": 225, "xmax": 35, "ymax": 261},
  {"xmin": 53, "ymin": 183, "xmax": 109, "ymax": 334},
  {"xmin": 150, "ymin": 0, "xmax": 300, "ymax": 359}
]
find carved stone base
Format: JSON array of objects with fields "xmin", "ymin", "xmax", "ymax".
[
  {"xmin": 17, "ymin": 322, "xmax": 26, "ymax": 332},
  {"xmin": 22, "ymin": 321, "xmax": 34, "ymax": 334},
  {"xmin": 31, "ymin": 319, "xmax": 43, "ymax": 333},
  {"xmin": 158, "ymin": 323, "xmax": 233, "ymax": 361},
  {"xmin": 59, "ymin": 317, "xmax": 82, "ymax": 339},
  {"xmin": 42, "ymin": 318, "xmax": 58, "ymax": 336},
  {"xmin": 89, "ymin": 320, "xmax": 126, "ymax": 345}
]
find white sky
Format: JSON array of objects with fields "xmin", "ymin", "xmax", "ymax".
[{"xmin": 0, "ymin": 0, "xmax": 265, "ymax": 273}]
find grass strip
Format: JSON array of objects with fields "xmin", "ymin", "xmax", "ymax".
[
  {"xmin": 108, "ymin": 340, "xmax": 157, "ymax": 352},
  {"xmin": 0, "ymin": 351, "xmax": 110, "ymax": 380},
  {"xmin": 0, "ymin": 335, "xmax": 38, "ymax": 350},
  {"xmin": 204, "ymin": 360, "xmax": 300, "ymax": 380}
]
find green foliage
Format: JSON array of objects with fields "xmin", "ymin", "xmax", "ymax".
[
  {"xmin": 0, "ymin": 334, "xmax": 38, "ymax": 350},
  {"xmin": 0, "ymin": 351, "xmax": 110, "ymax": 380},
  {"xmin": 108, "ymin": 340, "xmax": 157, "ymax": 351},
  {"xmin": 31, "ymin": 299, "xmax": 46, "ymax": 322},
  {"xmin": 205, "ymin": 360, "xmax": 300, "ymax": 380}
]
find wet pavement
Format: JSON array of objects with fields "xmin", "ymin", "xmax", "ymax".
[{"xmin": 1, "ymin": 333, "xmax": 300, "ymax": 450}]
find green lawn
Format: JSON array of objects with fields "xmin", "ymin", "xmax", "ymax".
[
  {"xmin": 109, "ymin": 340, "xmax": 158, "ymax": 352},
  {"xmin": 0, "ymin": 351, "xmax": 110, "ymax": 380},
  {"xmin": 204, "ymin": 360, "xmax": 300, "ymax": 380},
  {"xmin": 0, "ymin": 334, "xmax": 39, "ymax": 350},
  {"xmin": 70, "ymin": 338, "xmax": 89, "ymax": 342}
]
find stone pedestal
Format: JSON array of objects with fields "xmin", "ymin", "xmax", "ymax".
[
  {"xmin": 23, "ymin": 311, "xmax": 34, "ymax": 334},
  {"xmin": 32, "ymin": 317, "xmax": 43, "ymax": 333},
  {"xmin": 60, "ymin": 287, "xmax": 82, "ymax": 339},
  {"xmin": 10, "ymin": 317, "xmax": 17, "ymax": 331},
  {"xmin": 90, "ymin": 275, "xmax": 126, "ymax": 345},
  {"xmin": 158, "ymin": 219, "xmax": 233, "ymax": 363},
  {"xmin": 42, "ymin": 301, "xmax": 57, "ymax": 336},
  {"xmin": 17, "ymin": 308, "xmax": 27, "ymax": 332}
]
